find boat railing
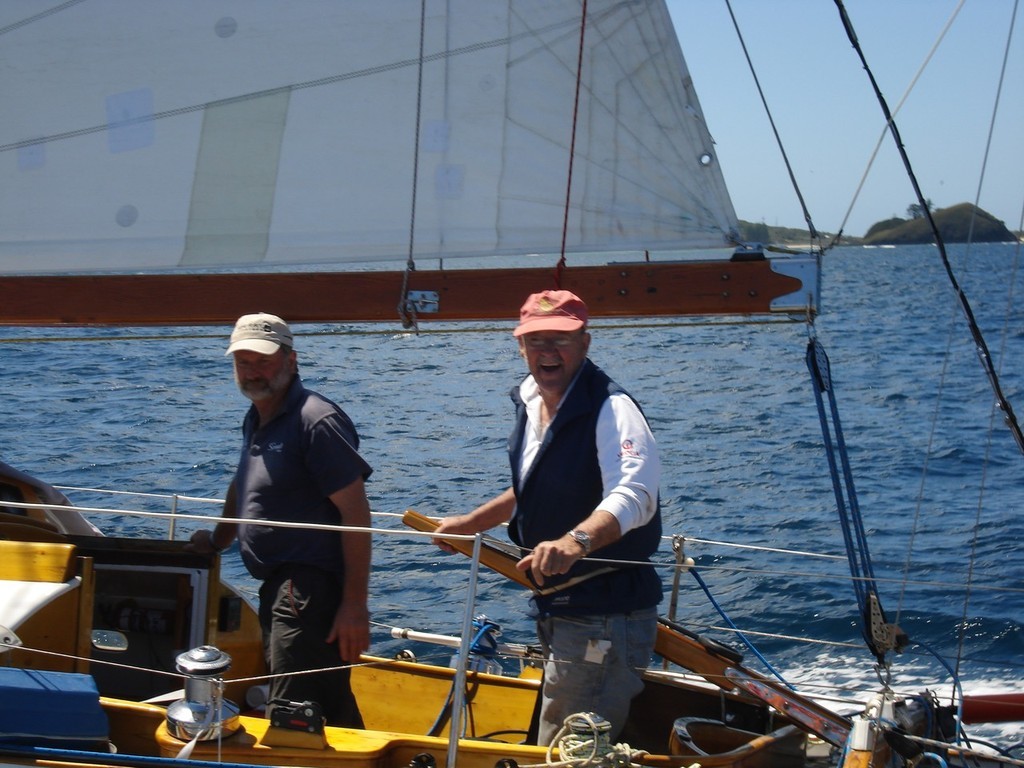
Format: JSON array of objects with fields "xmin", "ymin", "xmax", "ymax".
[
  {"xmin": 0, "ymin": 486, "xmax": 994, "ymax": 651},
  {"xmin": 50, "ymin": 485, "xmax": 227, "ymax": 541},
  {"xmin": 4, "ymin": 486, "xmax": 1020, "ymax": 726},
  {"xmin": 0, "ymin": 494, "xmax": 863, "ymax": 727}
]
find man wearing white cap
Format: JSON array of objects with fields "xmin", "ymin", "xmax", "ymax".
[
  {"xmin": 434, "ymin": 290, "xmax": 662, "ymax": 745},
  {"xmin": 190, "ymin": 312, "xmax": 372, "ymax": 728}
]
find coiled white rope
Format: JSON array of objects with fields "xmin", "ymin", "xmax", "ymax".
[{"xmin": 516, "ymin": 712, "xmax": 668, "ymax": 768}]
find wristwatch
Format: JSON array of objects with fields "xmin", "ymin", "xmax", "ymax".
[{"xmin": 568, "ymin": 529, "xmax": 591, "ymax": 555}]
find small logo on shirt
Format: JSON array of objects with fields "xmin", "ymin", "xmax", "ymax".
[
  {"xmin": 267, "ymin": 441, "xmax": 285, "ymax": 453},
  {"xmin": 619, "ymin": 439, "xmax": 641, "ymax": 459}
]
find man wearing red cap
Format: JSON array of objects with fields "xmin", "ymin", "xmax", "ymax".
[{"xmin": 435, "ymin": 290, "xmax": 662, "ymax": 745}]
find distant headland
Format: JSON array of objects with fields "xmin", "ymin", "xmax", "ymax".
[{"xmin": 740, "ymin": 202, "xmax": 1019, "ymax": 246}]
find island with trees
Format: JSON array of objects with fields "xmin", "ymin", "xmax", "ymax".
[{"xmin": 739, "ymin": 202, "xmax": 1018, "ymax": 246}]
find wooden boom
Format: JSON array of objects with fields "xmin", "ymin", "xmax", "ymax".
[{"xmin": 0, "ymin": 259, "xmax": 813, "ymax": 326}]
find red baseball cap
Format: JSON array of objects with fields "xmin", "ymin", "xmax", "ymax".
[{"xmin": 513, "ymin": 290, "xmax": 588, "ymax": 337}]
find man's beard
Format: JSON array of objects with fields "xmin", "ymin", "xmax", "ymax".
[{"xmin": 237, "ymin": 366, "xmax": 292, "ymax": 402}]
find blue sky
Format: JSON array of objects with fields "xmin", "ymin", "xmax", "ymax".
[{"xmin": 666, "ymin": 1, "xmax": 1023, "ymax": 238}]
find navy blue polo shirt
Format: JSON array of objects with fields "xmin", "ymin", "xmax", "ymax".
[{"xmin": 235, "ymin": 376, "xmax": 372, "ymax": 582}]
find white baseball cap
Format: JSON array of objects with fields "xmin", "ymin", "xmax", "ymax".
[{"xmin": 225, "ymin": 312, "xmax": 294, "ymax": 355}]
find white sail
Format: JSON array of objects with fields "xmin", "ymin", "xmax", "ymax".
[{"xmin": 0, "ymin": 0, "xmax": 737, "ymax": 274}]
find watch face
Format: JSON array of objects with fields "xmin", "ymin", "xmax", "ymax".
[{"xmin": 572, "ymin": 530, "xmax": 590, "ymax": 552}]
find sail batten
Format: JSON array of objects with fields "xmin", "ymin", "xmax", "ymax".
[{"xmin": 0, "ymin": 0, "xmax": 737, "ymax": 275}]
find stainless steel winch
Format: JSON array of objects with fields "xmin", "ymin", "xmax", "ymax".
[{"xmin": 165, "ymin": 645, "xmax": 241, "ymax": 741}]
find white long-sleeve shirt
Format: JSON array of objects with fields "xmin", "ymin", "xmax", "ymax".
[{"xmin": 517, "ymin": 373, "xmax": 660, "ymax": 535}]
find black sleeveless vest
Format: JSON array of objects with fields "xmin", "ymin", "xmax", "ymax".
[{"xmin": 508, "ymin": 359, "xmax": 662, "ymax": 616}]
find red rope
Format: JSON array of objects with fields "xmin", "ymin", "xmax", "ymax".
[{"xmin": 554, "ymin": 0, "xmax": 588, "ymax": 290}]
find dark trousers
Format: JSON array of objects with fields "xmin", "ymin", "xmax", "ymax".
[{"xmin": 258, "ymin": 565, "xmax": 364, "ymax": 728}]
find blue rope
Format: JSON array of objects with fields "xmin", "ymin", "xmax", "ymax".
[
  {"xmin": 688, "ymin": 567, "xmax": 791, "ymax": 687},
  {"xmin": 807, "ymin": 338, "xmax": 894, "ymax": 661},
  {"xmin": 468, "ymin": 616, "xmax": 501, "ymax": 658}
]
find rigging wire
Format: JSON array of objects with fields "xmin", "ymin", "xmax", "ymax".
[
  {"xmin": 397, "ymin": 0, "xmax": 429, "ymax": 330},
  {"xmin": 833, "ymin": 0, "xmax": 1024, "ymax": 741},
  {"xmin": 553, "ymin": 0, "xmax": 589, "ymax": 290},
  {"xmin": 963, "ymin": 0, "xmax": 1019, "ymax": 249},
  {"xmin": 832, "ymin": 0, "xmax": 1024, "ymax": 456},
  {"xmin": 722, "ymin": 0, "xmax": 823, "ymax": 254},
  {"xmin": 827, "ymin": 1, "xmax": 966, "ymax": 248},
  {"xmin": 952, "ymin": 0, "xmax": 1022, "ymax": 694}
]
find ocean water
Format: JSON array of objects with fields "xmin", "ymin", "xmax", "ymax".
[{"xmin": 2, "ymin": 243, "xmax": 1022, "ymax": 737}]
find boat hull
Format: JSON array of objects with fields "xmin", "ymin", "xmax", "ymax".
[{"xmin": 0, "ymin": 667, "xmax": 808, "ymax": 768}]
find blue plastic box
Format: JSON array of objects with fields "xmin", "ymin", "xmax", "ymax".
[{"xmin": 0, "ymin": 668, "xmax": 109, "ymax": 751}]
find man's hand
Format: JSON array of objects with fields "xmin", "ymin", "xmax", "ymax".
[
  {"xmin": 326, "ymin": 601, "xmax": 370, "ymax": 662},
  {"xmin": 432, "ymin": 515, "xmax": 475, "ymax": 553},
  {"xmin": 515, "ymin": 534, "xmax": 585, "ymax": 587},
  {"xmin": 185, "ymin": 528, "xmax": 218, "ymax": 554}
]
